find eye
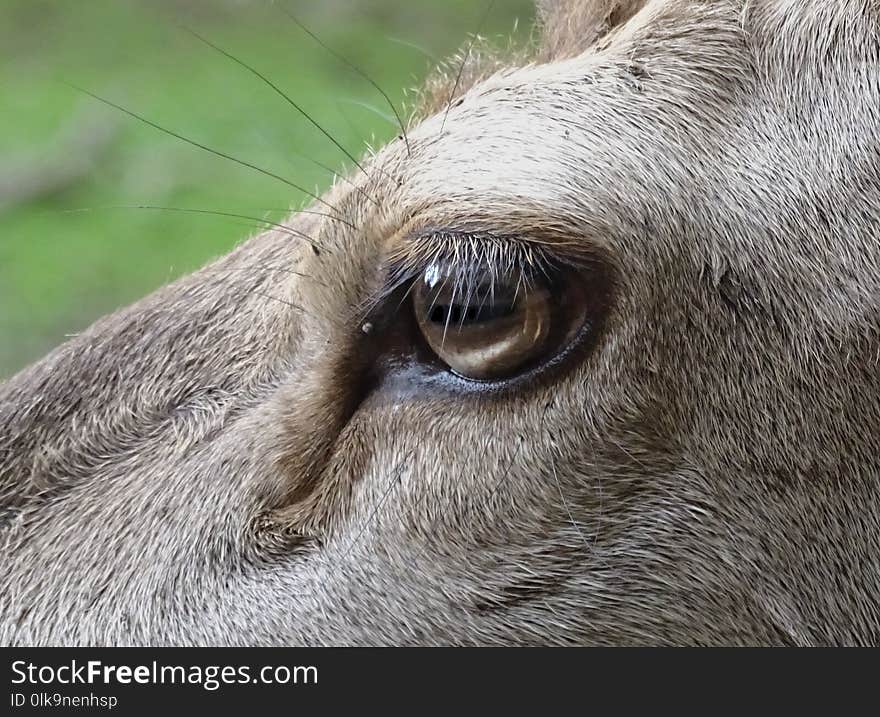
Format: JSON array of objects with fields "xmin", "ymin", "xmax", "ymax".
[{"xmin": 411, "ymin": 261, "xmax": 585, "ymax": 382}]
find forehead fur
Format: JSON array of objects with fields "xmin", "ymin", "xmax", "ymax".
[
  {"xmin": 537, "ymin": 0, "xmax": 648, "ymax": 58},
  {"xmin": 416, "ymin": 0, "xmax": 880, "ymax": 121},
  {"xmin": 415, "ymin": 0, "xmax": 647, "ymax": 119},
  {"xmin": 539, "ymin": 0, "xmax": 880, "ymax": 60}
]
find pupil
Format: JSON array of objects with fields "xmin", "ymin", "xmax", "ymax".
[{"xmin": 428, "ymin": 298, "xmax": 517, "ymax": 325}]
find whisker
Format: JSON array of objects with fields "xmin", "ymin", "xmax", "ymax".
[
  {"xmin": 543, "ymin": 399, "xmax": 598, "ymax": 557},
  {"xmin": 286, "ymin": 146, "xmax": 379, "ymax": 207},
  {"xmin": 295, "ymin": 450, "xmax": 413, "ymax": 597},
  {"xmin": 201, "ymin": 264, "xmax": 315, "ymax": 282},
  {"xmin": 550, "ymin": 461, "xmax": 595, "ymax": 556},
  {"xmin": 58, "ymin": 204, "xmax": 351, "ymax": 229},
  {"xmin": 249, "ymin": 290, "xmax": 305, "ymax": 312},
  {"xmin": 440, "ymin": 0, "xmax": 497, "ymax": 134},
  {"xmin": 484, "ymin": 434, "xmax": 525, "ymax": 506},
  {"xmin": 332, "ymin": 451, "xmax": 412, "ymax": 566},
  {"xmin": 386, "ymin": 435, "xmax": 526, "ymax": 592},
  {"xmin": 58, "ymin": 205, "xmax": 334, "ymax": 252},
  {"xmin": 336, "ymin": 98, "xmax": 397, "ymax": 127},
  {"xmin": 183, "ymin": 28, "xmax": 377, "ymax": 184},
  {"xmin": 290, "ymin": 418, "xmax": 526, "ymax": 597},
  {"xmin": 282, "ymin": 9, "xmax": 413, "ymax": 157},
  {"xmin": 65, "ymin": 84, "xmax": 347, "ymax": 221},
  {"xmin": 384, "ymin": 35, "xmax": 442, "ymax": 65},
  {"xmin": 334, "ymin": 101, "xmax": 372, "ymax": 151}
]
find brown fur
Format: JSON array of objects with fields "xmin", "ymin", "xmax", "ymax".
[{"xmin": 2, "ymin": 0, "xmax": 880, "ymax": 645}]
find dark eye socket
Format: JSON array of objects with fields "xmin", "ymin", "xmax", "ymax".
[{"xmin": 410, "ymin": 261, "xmax": 588, "ymax": 382}]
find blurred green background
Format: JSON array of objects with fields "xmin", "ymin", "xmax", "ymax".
[{"xmin": 0, "ymin": 0, "xmax": 534, "ymax": 378}]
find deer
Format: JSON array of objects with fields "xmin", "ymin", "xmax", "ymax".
[{"xmin": 2, "ymin": 0, "xmax": 879, "ymax": 645}]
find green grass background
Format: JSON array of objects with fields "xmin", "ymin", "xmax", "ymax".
[{"xmin": 0, "ymin": 0, "xmax": 534, "ymax": 378}]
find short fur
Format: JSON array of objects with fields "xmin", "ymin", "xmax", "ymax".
[{"xmin": 2, "ymin": 0, "xmax": 879, "ymax": 645}]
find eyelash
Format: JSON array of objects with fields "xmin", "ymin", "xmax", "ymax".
[
  {"xmin": 352, "ymin": 231, "xmax": 615, "ymax": 395},
  {"xmin": 363, "ymin": 233, "xmax": 559, "ymax": 323}
]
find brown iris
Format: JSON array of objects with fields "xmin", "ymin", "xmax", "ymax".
[{"xmin": 412, "ymin": 265, "xmax": 555, "ymax": 381}]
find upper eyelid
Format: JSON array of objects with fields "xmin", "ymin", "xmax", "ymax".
[
  {"xmin": 385, "ymin": 229, "xmax": 558, "ymax": 274},
  {"xmin": 358, "ymin": 232, "xmax": 563, "ymax": 326},
  {"xmin": 382, "ymin": 233, "xmax": 553, "ymax": 287},
  {"xmin": 359, "ymin": 231, "xmax": 546, "ymax": 322}
]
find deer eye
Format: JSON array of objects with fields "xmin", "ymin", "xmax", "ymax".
[{"xmin": 411, "ymin": 262, "xmax": 584, "ymax": 382}]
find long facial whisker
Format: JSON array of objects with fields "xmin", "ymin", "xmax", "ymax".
[
  {"xmin": 60, "ymin": 205, "xmax": 332, "ymax": 252},
  {"xmin": 290, "ymin": 417, "xmax": 526, "ymax": 597},
  {"xmin": 249, "ymin": 289, "xmax": 305, "ymax": 312},
  {"xmin": 65, "ymin": 84, "xmax": 347, "ymax": 221},
  {"xmin": 384, "ymin": 36, "xmax": 442, "ymax": 65},
  {"xmin": 183, "ymin": 28, "xmax": 377, "ymax": 186},
  {"xmin": 336, "ymin": 98, "xmax": 397, "ymax": 127},
  {"xmin": 201, "ymin": 264, "xmax": 315, "ymax": 282},
  {"xmin": 282, "ymin": 9, "xmax": 413, "ymax": 158},
  {"xmin": 206, "ymin": 271, "xmax": 329, "ymax": 311},
  {"xmin": 550, "ymin": 461, "xmax": 595, "ymax": 557},
  {"xmin": 333, "ymin": 101, "xmax": 374, "ymax": 156},
  {"xmin": 57, "ymin": 205, "xmax": 352, "ymax": 229},
  {"xmin": 440, "ymin": 0, "xmax": 497, "ymax": 134},
  {"xmin": 152, "ymin": 207, "xmax": 325, "ymax": 249},
  {"xmin": 296, "ymin": 450, "xmax": 413, "ymax": 597},
  {"xmin": 326, "ymin": 136, "xmax": 402, "ymax": 194},
  {"xmin": 484, "ymin": 435, "xmax": 525, "ymax": 507},
  {"xmin": 382, "ymin": 435, "xmax": 526, "ymax": 592},
  {"xmin": 287, "ymin": 146, "xmax": 379, "ymax": 207},
  {"xmin": 543, "ymin": 395, "xmax": 598, "ymax": 558},
  {"xmin": 334, "ymin": 452, "xmax": 411, "ymax": 566},
  {"xmin": 292, "ymin": 390, "xmax": 560, "ymax": 602}
]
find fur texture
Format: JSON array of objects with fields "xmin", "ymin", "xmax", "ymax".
[{"xmin": 1, "ymin": 0, "xmax": 879, "ymax": 645}]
